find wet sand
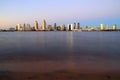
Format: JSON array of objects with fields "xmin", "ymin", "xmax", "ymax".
[
  {"xmin": 0, "ymin": 70, "xmax": 120, "ymax": 80},
  {"xmin": 0, "ymin": 59, "xmax": 120, "ymax": 80}
]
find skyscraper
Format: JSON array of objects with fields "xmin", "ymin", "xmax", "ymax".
[
  {"xmin": 54, "ymin": 23, "xmax": 57, "ymax": 30},
  {"xmin": 100, "ymin": 24, "xmax": 104, "ymax": 30},
  {"xmin": 105, "ymin": 24, "xmax": 109, "ymax": 30},
  {"xmin": 112, "ymin": 24, "xmax": 117, "ymax": 30},
  {"xmin": 42, "ymin": 19, "xmax": 46, "ymax": 31},
  {"xmin": 67, "ymin": 24, "xmax": 71, "ymax": 31},
  {"xmin": 23, "ymin": 23, "xmax": 26, "ymax": 31},
  {"xmin": 74, "ymin": 23, "xmax": 76, "ymax": 29},
  {"xmin": 71, "ymin": 24, "xmax": 73, "ymax": 31},
  {"xmin": 60, "ymin": 24, "xmax": 65, "ymax": 31},
  {"xmin": 78, "ymin": 22, "xmax": 80, "ymax": 29},
  {"xmin": 27, "ymin": 24, "xmax": 31, "ymax": 31},
  {"xmin": 17, "ymin": 24, "xmax": 22, "ymax": 31},
  {"xmin": 34, "ymin": 21, "xmax": 38, "ymax": 31}
]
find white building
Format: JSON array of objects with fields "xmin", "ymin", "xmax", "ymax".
[
  {"xmin": 41, "ymin": 19, "xmax": 46, "ymax": 30},
  {"xmin": 71, "ymin": 24, "xmax": 73, "ymax": 30},
  {"xmin": 34, "ymin": 21, "xmax": 39, "ymax": 31},
  {"xmin": 112, "ymin": 24, "xmax": 117, "ymax": 30},
  {"xmin": 17, "ymin": 24, "xmax": 22, "ymax": 31},
  {"xmin": 100, "ymin": 24, "xmax": 104, "ymax": 30}
]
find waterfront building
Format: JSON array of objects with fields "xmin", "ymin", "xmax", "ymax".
[
  {"xmin": 100, "ymin": 24, "xmax": 104, "ymax": 30},
  {"xmin": 41, "ymin": 19, "xmax": 46, "ymax": 31},
  {"xmin": 112, "ymin": 24, "xmax": 117, "ymax": 30},
  {"xmin": 48, "ymin": 25, "xmax": 52, "ymax": 31},
  {"xmin": 71, "ymin": 24, "xmax": 73, "ymax": 31},
  {"xmin": 27, "ymin": 24, "xmax": 31, "ymax": 31},
  {"xmin": 23, "ymin": 23, "xmax": 26, "ymax": 31},
  {"xmin": 9, "ymin": 27, "xmax": 15, "ymax": 31},
  {"xmin": 34, "ymin": 21, "xmax": 39, "ymax": 31},
  {"xmin": 17, "ymin": 24, "xmax": 23, "ymax": 31},
  {"xmin": 105, "ymin": 25, "xmax": 109, "ymax": 30},
  {"xmin": 67, "ymin": 24, "xmax": 71, "ymax": 31},
  {"xmin": 78, "ymin": 22, "xmax": 80, "ymax": 29},
  {"xmin": 74, "ymin": 23, "xmax": 76, "ymax": 29},
  {"xmin": 56, "ymin": 26, "xmax": 60, "ymax": 31},
  {"xmin": 60, "ymin": 24, "xmax": 65, "ymax": 31},
  {"xmin": 54, "ymin": 23, "xmax": 57, "ymax": 30}
]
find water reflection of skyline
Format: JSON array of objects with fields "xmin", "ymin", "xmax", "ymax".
[
  {"xmin": 67, "ymin": 32, "xmax": 74, "ymax": 49},
  {"xmin": 66, "ymin": 32, "xmax": 76, "ymax": 70},
  {"xmin": 0, "ymin": 32, "xmax": 120, "ymax": 55}
]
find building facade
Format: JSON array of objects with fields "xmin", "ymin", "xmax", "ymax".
[
  {"xmin": 34, "ymin": 21, "xmax": 39, "ymax": 31},
  {"xmin": 100, "ymin": 24, "xmax": 104, "ymax": 30},
  {"xmin": 41, "ymin": 19, "xmax": 46, "ymax": 30}
]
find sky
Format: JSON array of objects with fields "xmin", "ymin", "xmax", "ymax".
[{"xmin": 0, "ymin": 0, "xmax": 120, "ymax": 29}]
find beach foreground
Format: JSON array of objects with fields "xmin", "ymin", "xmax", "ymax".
[
  {"xmin": 0, "ymin": 59, "xmax": 120, "ymax": 80},
  {"xmin": 0, "ymin": 70, "xmax": 120, "ymax": 80}
]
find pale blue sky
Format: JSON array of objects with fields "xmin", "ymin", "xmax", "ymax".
[{"xmin": 0, "ymin": 0, "xmax": 120, "ymax": 29}]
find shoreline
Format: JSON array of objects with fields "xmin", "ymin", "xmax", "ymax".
[
  {"xmin": 0, "ymin": 70, "xmax": 120, "ymax": 80},
  {"xmin": 0, "ymin": 57, "xmax": 120, "ymax": 80},
  {"xmin": 0, "ymin": 30, "xmax": 120, "ymax": 32},
  {"xmin": 0, "ymin": 58, "xmax": 120, "ymax": 72}
]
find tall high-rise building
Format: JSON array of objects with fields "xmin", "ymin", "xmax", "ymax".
[
  {"xmin": 112, "ymin": 24, "xmax": 117, "ymax": 30},
  {"xmin": 42, "ymin": 19, "xmax": 46, "ymax": 30},
  {"xmin": 78, "ymin": 22, "xmax": 80, "ymax": 29},
  {"xmin": 17, "ymin": 24, "xmax": 22, "ymax": 31},
  {"xmin": 74, "ymin": 23, "xmax": 76, "ymax": 29},
  {"xmin": 67, "ymin": 24, "xmax": 71, "ymax": 31},
  {"xmin": 105, "ymin": 24, "xmax": 109, "ymax": 30},
  {"xmin": 71, "ymin": 24, "xmax": 73, "ymax": 30},
  {"xmin": 100, "ymin": 24, "xmax": 104, "ymax": 30},
  {"xmin": 54, "ymin": 23, "xmax": 57, "ymax": 30},
  {"xmin": 34, "ymin": 21, "xmax": 38, "ymax": 31},
  {"xmin": 60, "ymin": 24, "xmax": 65, "ymax": 31},
  {"xmin": 23, "ymin": 23, "xmax": 26, "ymax": 31},
  {"xmin": 27, "ymin": 24, "xmax": 31, "ymax": 31}
]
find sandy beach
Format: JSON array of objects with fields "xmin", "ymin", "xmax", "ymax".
[
  {"xmin": 0, "ymin": 59, "xmax": 120, "ymax": 80},
  {"xmin": 0, "ymin": 70, "xmax": 120, "ymax": 80}
]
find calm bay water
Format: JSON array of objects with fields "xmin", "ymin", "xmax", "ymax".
[
  {"xmin": 0, "ymin": 32, "xmax": 120, "ymax": 56},
  {"xmin": 0, "ymin": 32, "xmax": 120, "ymax": 72}
]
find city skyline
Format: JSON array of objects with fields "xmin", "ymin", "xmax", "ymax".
[
  {"xmin": 15, "ymin": 19, "xmax": 117, "ymax": 32},
  {"xmin": 0, "ymin": 0, "xmax": 120, "ymax": 29}
]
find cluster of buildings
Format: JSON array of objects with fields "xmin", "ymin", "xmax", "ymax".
[
  {"xmin": 99, "ymin": 24, "xmax": 117, "ymax": 31},
  {"xmin": 16, "ymin": 19, "xmax": 81, "ymax": 31},
  {"xmin": 16, "ymin": 20, "xmax": 46, "ymax": 31},
  {"xmin": 16, "ymin": 19, "xmax": 118, "ymax": 32}
]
